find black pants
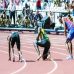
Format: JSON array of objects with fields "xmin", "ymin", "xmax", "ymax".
[
  {"xmin": 10, "ymin": 11, "xmax": 15, "ymax": 24},
  {"xmin": 37, "ymin": 40, "xmax": 50, "ymax": 60},
  {"xmin": 10, "ymin": 32, "xmax": 20, "ymax": 51}
]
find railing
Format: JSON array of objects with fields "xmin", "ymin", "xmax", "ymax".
[
  {"xmin": 0, "ymin": 9, "xmax": 71, "ymax": 22},
  {"xmin": 0, "ymin": 9, "xmax": 72, "ymax": 34}
]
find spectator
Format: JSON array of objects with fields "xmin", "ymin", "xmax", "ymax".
[
  {"xmin": 4, "ymin": 0, "xmax": 9, "ymax": 9},
  {"xmin": 44, "ymin": 0, "xmax": 48, "ymax": 3},
  {"xmin": 25, "ymin": 3, "xmax": 30, "ymax": 16},
  {"xmin": 16, "ymin": 15, "xmax": 22, "ymax": 27},
  {"xmin": 71, "ymin": 1, "xmax": 74, "ymax": 16},
  {"xmin": 36, "ymin": 0, "xmax": 41, "ymax": 10},
  {"xmin": 24, "ymin": 16, "xmax": 30, "ymax": 28},
  {"xmin": 34, "ymin": 11, "xmax": 43, "ymax": 21},
  {"xmin": 29, "ymin": 10, "xmax": 35, "ymax": 27},
  {"xmin": 15, "ymin": 0, "xmax": 20, "ymax": 5},
  {"xmin": 8, "ymin": 0, "xmax": 16, "ymax": 24},
  {"xmin": 43, "ymin": 12, "xmax": 55, "ymax": 29},
  {"xmin": 1, "ymin": 11, "xmax": 7, "ymax": 26}
]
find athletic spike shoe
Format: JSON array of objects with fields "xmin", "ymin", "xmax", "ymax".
[{"xmin": 66, "ymin": 55, "xmax": 73, "ymax": 60}]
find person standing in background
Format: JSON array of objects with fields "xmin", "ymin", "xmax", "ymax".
[
  {"xmin": 9, "ymin": 0, "xmax": 16, "ymax": 24},
  {"xmin": 15, "ymin": 0, "xmax": 20, "ymax": 5},
  {"xmin": 36, "ymin": 0, "xmax": 41, "ymax": 10}
]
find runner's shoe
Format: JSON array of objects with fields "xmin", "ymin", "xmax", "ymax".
[{"xmin": 66, "ymin": 55, "xmax": 73, "ymax": 60}]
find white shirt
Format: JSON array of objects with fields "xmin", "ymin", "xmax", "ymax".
[
  {"xmin": 16, "ymin": 2, "xmax": 23, "ymax": 15},
  {"xmin": 8, "ymin": 2, "xmax": 16, "ymax": 12}
]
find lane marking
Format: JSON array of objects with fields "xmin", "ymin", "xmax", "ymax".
[
  {"xmin": 0, "ymin": 50, "xmax": 27, "ymax": 74},
  {"xmin": 0, "ymin": 31, "xmax": 72, "ymax": 74},
  {"xmin": 22, "ymin": 49, "xmax": 58, "ymax": 74},
  {"xmin": 0, "ymin": 45, "xmax": 66, "ymax": 74},
  {"xmin": 0, "ymin": 44, "xmax": 68, "ymax": 74},
  {"xmin": 47, "ymin": 50, "xmax": 67, "ymax": 74},
  {"xmin": 22, "ymin": 48, "xmax": 68, "ymax": 74},
  {"xmin": 47, "ymin": 59, "xmax": 57, "ymax": 74},
  {"xmin": 0, "ymin": 45, "xmax": 58, "ymax": 74}
]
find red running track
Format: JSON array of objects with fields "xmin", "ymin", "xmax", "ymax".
[{"xmin": 0, "ymin": 31, "xmax": 74, "ymax": 74}]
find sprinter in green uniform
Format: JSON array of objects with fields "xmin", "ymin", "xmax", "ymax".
[{"xmin": 34, "ymin": 27, "xmax": 51, "ymax": 60}]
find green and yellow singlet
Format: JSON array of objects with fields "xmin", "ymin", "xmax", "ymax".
[{"xmin": 40, "ymin": 28, "xmax": 49, "ymax": 41}]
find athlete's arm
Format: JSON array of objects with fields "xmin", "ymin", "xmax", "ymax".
[
  {"xmin": 36, "ymin": 28, "xmax": 42, "ymax": 41},
  {"xmin": 7, "ymin": 33, "xmax": 12, "ymax": 41},
  {"xmin": 62, "ymin": 17, "xmax": 67, "ymax": 36}
]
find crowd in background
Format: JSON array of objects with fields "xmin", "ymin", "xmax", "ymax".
[{"xmin": 0, "ymin": 0, "xmax": 74, "ymax": 30}]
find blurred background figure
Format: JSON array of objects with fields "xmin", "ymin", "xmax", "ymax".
[
  {"xmin": 9, "ymin": 0, "xmax": 16, "ymax": 24},
  {"xmin": 36, "ymin": 0, "xmax": 41, "ymax": 10}
]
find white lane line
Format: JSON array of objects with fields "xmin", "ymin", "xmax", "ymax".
[
  {"xmin": 22, "ymin": 49, "xmax": 58, "ymax": 74},
  {"xmin": 47, "ymin": 59, "xmax": 57, "ymax": 74},
  {"xmin": 22, "ymin": 49, "xmax": 67, "ymax": 74},
  {"xmin": 0, "ymin": 50, "xmax": 27, "ymax": 74},
  {"xmin": 10, "ymin": 62, "xmax": 27, "ymax": 74},
  {"xmin": 47, "ymin": 50, "xmax": 67, "ymax": 74},
  {"xmin": 0, "ymin": 46, "xmax": 57, "ymax": 74},
  {"xmin": 0, "ymin": 45, "xmax": 67, "ymax": 74}
]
